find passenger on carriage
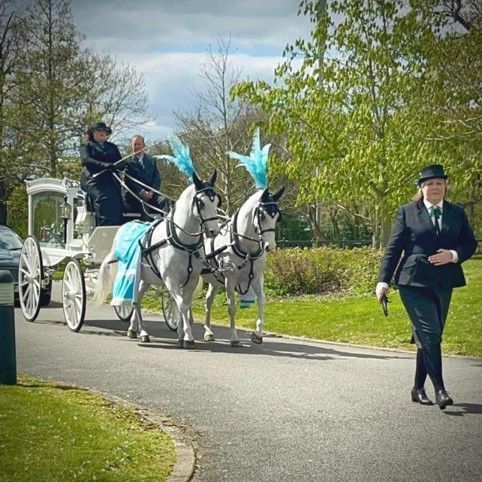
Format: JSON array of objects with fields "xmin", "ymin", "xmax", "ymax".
[
  {"xmin": 123, "ymin": 134, "xmax": 170, "ymax": 221},
  {"xmin": 79, "ymin": 121, "xmax": 124, "ymax": 226}
]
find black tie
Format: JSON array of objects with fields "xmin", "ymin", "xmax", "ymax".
[{"xmin": 431, "ymin": 206, "xmax": 441, "ymax": 235}]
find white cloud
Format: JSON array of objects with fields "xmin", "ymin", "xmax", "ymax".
[
  {"xmin": 71, "ymin": 0, "xmax": 310, "ymax": 139},
  {"xmin": 73, "ymin": 0, "xmax": 311, "ymax": 53}
]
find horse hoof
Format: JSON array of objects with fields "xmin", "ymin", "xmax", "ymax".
[
  {"xmin": 127, "ymin": 330, "xmax": 137, "ymax": 339},
  {"xmin": 250, "ymin": 332, "xmax": 263, "ymax": 344},
  {"xmin": 230, "ymin": 340, "xmax": 242, "ymax": 348},
  {"xmin": 177, "ymin": 340, "xmax": 184, "ymax": 348},
  {"xmin": 184, "ymin": 340, "xmax": 195, "ymax": 349},
  {"xmin": 204, "ymin": 333, "xmax": 215, "ymax": 342},
  {"xmin": 140, "ymin": 335, "xmax": 150, "ymax": 343}
]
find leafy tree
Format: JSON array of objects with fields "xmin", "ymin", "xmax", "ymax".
[
  {"xmin": 234, "ymin": 0, "xmax": 481, "ymax": 247},
  {"xmin": 12, "ymin": 0, "xmax": 88, "ymax": 177},
  {"xmin": 0, "ymin": 0, "xmax": 24, "ymax": 224},
  {"xmin": 410, "ymin": 0, "xmax": 481, "ymax": 235},
  {"xmin": 2, "ymin": 0, "xmax": 150, "ymax": 227}
]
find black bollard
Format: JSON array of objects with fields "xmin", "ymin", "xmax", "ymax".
[{"xmin": 0, "ymin": 270, "xmax": 16, "ymax": 385}]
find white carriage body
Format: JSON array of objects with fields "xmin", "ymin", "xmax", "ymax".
[{"xmin": 26, "ymin": 177, "xmax": 119, "ymax": 266}]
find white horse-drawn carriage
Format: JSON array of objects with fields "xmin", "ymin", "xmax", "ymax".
[
  {"xmin": 18, "ymin": 177, "xmax": 180, "ymax": 331},
  {"xmin": 19, "ymin": 130, "xmax": 283, "ymax": 349}
]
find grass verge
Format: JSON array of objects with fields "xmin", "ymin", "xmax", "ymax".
[
  {"xmin": 179, "ymin": 259, "xmax": 480, "ymax": 357},
  {"xmin": 0, "ymin": 376, "xmax": 175, "ymax": 481}
]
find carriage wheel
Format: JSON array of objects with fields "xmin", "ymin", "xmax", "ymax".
[
  {"xmin": 18, "ymin": 236, "xmax": 43, "ymax": 322},
  {"xmin": 161, "ymin": 291, "xmax": 180, "ymax": 331},
  {"xmin": 114, "ymin": 304, "xmax": 133, "ymax": 323},
  {"xmin": 62, "ymin": 258, "xmax": 86, "ymax": 332}
]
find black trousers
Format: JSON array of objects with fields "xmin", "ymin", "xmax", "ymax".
[
  {"xmin": 398, "ymin": 285, "xmax": 452, "ymax": 348},
  {"xmin": 399, "ymin": 285, "xmax": 452, "ymax": 390},
  {"xmin": 85, "ymin": 180, "xmax": 123, "ymax": 226}
]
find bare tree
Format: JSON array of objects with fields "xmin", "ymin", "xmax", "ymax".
[
  {"xmin": 174, "ymin": 37, "xmax": 262, "ymax": 213},
  {"xmin": 76, "ymin": 52, "xmax": 149, "ymax": 140}
]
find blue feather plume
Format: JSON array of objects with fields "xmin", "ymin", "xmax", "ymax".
[
  {"xmin": 156, "ymin": 136, "xmax": 195, "ymax": 179},
  {"xmin": 227, "ymin": 128, "xmax": 270, "ymax": 188}
]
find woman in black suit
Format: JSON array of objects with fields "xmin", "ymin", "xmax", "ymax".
[
  {"xmin": 80, "ymin": 122, "xmax": 124, "ymax": 226},
  {"xmin": 376, "ymin": 164, "xmax": 477, "ymax": 409}
]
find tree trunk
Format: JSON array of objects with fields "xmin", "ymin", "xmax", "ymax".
[{"xmin": 0, "ymin": 200, "xmax": 7, "ymax": 225}]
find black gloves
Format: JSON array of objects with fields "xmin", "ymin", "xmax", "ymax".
[{"xmin": 100, "ymin": 161, "xmax": 125, "ymax": 171}]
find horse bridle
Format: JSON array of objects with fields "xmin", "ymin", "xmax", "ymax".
[
  {"xmin": 254, "ymin": 201, "xmax": 282, "ymax": 237},
  {"xmin": 192, "ymin": 186, "xmax": 222, "ymax": 226},
  {"xmin": 231, "ymin": 199, "xmax": 282, "ymax": 257}
]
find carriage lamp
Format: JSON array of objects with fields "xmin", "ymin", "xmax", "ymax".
[{"xmin": 60, "ymin": 196, "xmax": 72, "ymax": 245}]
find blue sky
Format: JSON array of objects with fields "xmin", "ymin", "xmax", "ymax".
[{"xmin": 71, "ymin": 0, "xmax": 312, "ymax": 142}]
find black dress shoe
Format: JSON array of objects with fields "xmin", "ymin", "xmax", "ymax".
[
  {"xmin": 435, "ymin": 389, "xmax": 454, "ymax": 410},
  {"xmin": 411, "ymin": 388, "xmax": 433, "ymax": 405}
]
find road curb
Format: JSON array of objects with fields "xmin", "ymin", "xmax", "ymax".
[
  {"xmin": 233, "ymin": 326, "xmax": 482, "ymax": 360},
  {"xmin": 141, "ymin": 411, "xmax": 196, "ymax": 482},
  {"xmin": 102, "ymin": 392, "xmax": 196, "ymax": 482}
]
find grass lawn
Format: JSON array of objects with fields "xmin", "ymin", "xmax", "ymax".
[
  {"xmin": 174, "ymin": 258, "xmax": 481, "ymax": 357},
  {"xmin": 0, "ymin": 377, "xmax": 175, "ymax": 481}
]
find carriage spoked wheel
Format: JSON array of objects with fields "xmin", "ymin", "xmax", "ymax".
[
  {"xmin": 114, "ymin": 305, "xmax": 134, "ymax": 323},
  {"xmin": 161, "ymin": 291, "xmax": 180, "ymax": 331},
  {"xmin": 18, "ymin": 235, "xmax": 43, "ymax": 322},
  {"xmin": 62, "ymin": 258, "xmax": 86, "ymax": 332}
]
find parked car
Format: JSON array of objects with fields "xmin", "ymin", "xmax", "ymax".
[{"xmin": 0, "ymin": 225, "xmax": 51, "ymax": 306}]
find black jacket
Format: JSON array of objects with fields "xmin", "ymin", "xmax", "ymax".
[
  {"xmin": 80, "ymin": 140, "xmax": 122, "ymax": 187},
  {"xmin": 378, "ymin": 199, "xmax": 477, "ymax": 288},
  {"xmin": 124, "ymin": 153, "xmax": 161, "ymax": 196}
]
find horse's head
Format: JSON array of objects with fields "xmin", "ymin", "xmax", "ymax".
[
  {"xmin": 254, "ymin": 186, "xmax": 285, "ymax": 252},
  {"xmin": 192, "ymin": 170, "xmax": 221, "ymax": 238}
]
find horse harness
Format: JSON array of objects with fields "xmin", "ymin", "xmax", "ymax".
[
  {"xmin": 139, "ymin": 185, "xmax": 219, "ymax": 288},
  {"xmin": 203, "ymin": 200, "xmax": 281, "ymax": 294}
]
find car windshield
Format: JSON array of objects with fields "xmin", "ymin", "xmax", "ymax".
[{"xmin": 0, "ymin": 226, "xmax": 23, "ymax": 250}]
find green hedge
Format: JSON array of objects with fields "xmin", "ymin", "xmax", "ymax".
[{"xmin": 265, "ymin": 247, "xmax": 383, "ymax": 296}]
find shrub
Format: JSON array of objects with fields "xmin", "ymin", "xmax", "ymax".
[{"xmin": 265, "ymin": 247, "xmax": 383, "ymax": 296}]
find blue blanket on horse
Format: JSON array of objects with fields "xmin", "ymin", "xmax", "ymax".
[{"xmin": 111, "ymin": 221, "xmax": 151, "ymax": 307}]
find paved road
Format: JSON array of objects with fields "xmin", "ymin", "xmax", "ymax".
[{"xmin": 14, "ymin": 282, "xmax": 482, "ymax": 481}]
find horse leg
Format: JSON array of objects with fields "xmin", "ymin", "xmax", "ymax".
[
  {"xmin": 250, "ymin": 275, "xmax": 265, "ymax": 345},
  {"xmin": 127, "ymin": 281, "xmax": 150, "ymax": 342},
  {"xmin": 203, "ymin": 283, "xmax": 218, "ymax": 342},
  {"xmin": 127, "ymin": 307, "xmax": 138, "ymax": 339},
  {"xmin": 226, "ymin": 279, "xmax": 241, "ymax": 347},
  {"xmin": 166, "ymin": 279, "xmax": 195, "ymax": 349}
]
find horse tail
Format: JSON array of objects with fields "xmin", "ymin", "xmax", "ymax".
[{"xmin": 94, "ymin": 250, "xmax": 118, "ymax": 305}]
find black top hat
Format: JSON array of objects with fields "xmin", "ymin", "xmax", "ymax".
[
  {"xmin": 89, "ymin": 121, "xmax": 112, "ymax": 135},
  {"xmin": 416, "ymin": 164, "xmax": 448, "ymax": 186}
]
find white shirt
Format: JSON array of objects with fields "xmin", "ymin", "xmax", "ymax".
[
  {"xmin": 423, "ymin": 198, "xmax": 443, "ymax": 231},
  {"xmin": 376, "ymin": 199, "xmax": 458, "ymax": 295}
]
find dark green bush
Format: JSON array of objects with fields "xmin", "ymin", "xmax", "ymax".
[{"xmin": 265, "ymin": 247, "xmax": 383, "ymax": 296}]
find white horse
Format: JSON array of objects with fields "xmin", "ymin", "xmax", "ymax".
[
  {"xmin": 96, "ymin": 171, "xmax": 221, "ymax": 348},
  {"xmin": 202, "ymin": 186, "xmax": 284, "ymax": 346}
]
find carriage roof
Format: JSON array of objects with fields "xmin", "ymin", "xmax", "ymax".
[{"xmin": 26, "ymin": 177, "xmax": 80, "ymax": 197}]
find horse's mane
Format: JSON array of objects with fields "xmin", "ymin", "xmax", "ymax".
[{"xmin": 238, "ymin": 189, "xmax": 264, "ymax": 218}]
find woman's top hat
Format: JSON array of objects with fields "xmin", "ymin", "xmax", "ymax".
[
  {"xmin": 416, "ymin": 164, "xmax": 448, "ymax": 186},
  {"xmin": 89, "ymin": 121, "xmax": 112, "ymax": 135}
]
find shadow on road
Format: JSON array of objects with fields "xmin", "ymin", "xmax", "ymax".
[
  {"xmin": 122, "ymin": 320, "xmax": 405, "ymax": 361},
  {"xmin": 27, "ymin": 316, "xmax": 408, "ymax": 361},
  {"xmin": 444, "ymin": 403, "xmax": 482, "ymax": 416}
]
